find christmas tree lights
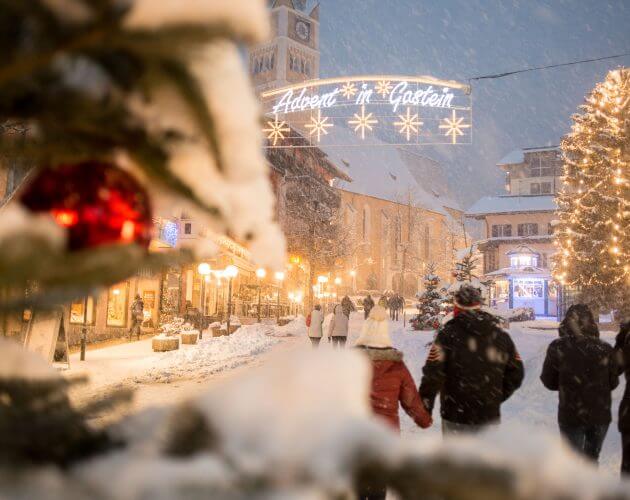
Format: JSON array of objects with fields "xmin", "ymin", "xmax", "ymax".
[{"xmin": 555, "ymin": 68, "xmax": 629, "ymax": 315}]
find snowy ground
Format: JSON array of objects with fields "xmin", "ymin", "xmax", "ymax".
[
  {"xmin": 66, "ymin": 312, "xmax": 624, "ymax": 476},
  {"xmin": 65, "ymin": 320, "xmax": 303, "ymax": 423}
]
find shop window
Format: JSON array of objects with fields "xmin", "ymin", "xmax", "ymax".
[
  {"xmin": 491, "ymin": 224, "xmax": 512, "ymax": 237},
  {"xmin": 106, "ymin": 283, "xmax": 129, "ymax": 327},
  {"xmin": 70, "ymin": 297, "xmax": 96, "ymax": 325},
  {"xmin": 517, "ymin": 223, "xmax": 538, "ymax": 237},
  {"xmin": 513, "ymin": 278, "xmax": 544, "ymax": 298}
]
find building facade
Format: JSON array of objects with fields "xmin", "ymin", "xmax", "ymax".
[{"xmin": 466, "ymin": 147, "xmax": 561, "ymax": 317}]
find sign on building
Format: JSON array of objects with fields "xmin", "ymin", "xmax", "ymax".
[{"xmin": 260, "ymin": 75, "xmax": 472, "ymax": 148}]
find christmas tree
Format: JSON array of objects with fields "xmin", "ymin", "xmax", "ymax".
[
  {"xmin": 555, "ymin": 68, "xmax": 629, "ymax": 316},
  {"xmin": 0, "ymin": 0, "xmax": 282, "ymax": 465},
  {"xmin": 411, "ymin": 264, "xmax": 447, "ymax": 330}
]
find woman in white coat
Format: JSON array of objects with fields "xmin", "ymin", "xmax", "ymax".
[
  {"xmin": 307, "ymin": 304, "xmax": 325, "ymax": 348},
  {"xmin": 328, "ymin": 303, "xmax": 349, "ymax": 348}
]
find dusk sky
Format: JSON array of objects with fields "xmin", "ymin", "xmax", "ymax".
[{"xmin": 317, "ymin": 0, "xmax": 630, "ymax": 206}]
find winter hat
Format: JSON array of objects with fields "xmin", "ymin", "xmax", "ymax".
[
  {"xmin": 454, "ymin": 285, "xmax": 483, "ymax": 310},
  {"xmin": 355, "ymin": 305, "xmax": 392, "ymax": 348}
]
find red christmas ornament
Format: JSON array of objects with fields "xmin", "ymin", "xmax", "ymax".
[{"xmin": 20, "ymin": 162, "xmax": 153, "ymax": 251}]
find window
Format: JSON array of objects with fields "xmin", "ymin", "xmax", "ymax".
[
  {"xmin": 106, "ymin": 282, "xmax": 129, "ymax": 327},
  {"xmin": 530, "ymin": 183, "xmax": 541, "ymax": 195},
  {"xmin": 542, "ymin": 253, "xmax": 548, "ymax": 268},
  {"xmin": 517, "ymin": 223, "xmax": 538, "ymax": 236},
  {"xmin": 510, "ymin": 254, "xmax": 539, "ymax": 267},
  {"xmin": 513, "ymin": 278, "xmax": 544, "ymax": 298},
  {"xmin": 541, "ymin": 182, "xmax": 552, "ymax": 194},
  {"xmin": 491, "ymin": 224, "xmax": 512, "ymax": 238},
  {"xmin": 70, "ymin": 297, "xmax": 96, "ymax": 325},
  {"xmin": 184, "ymin": 223, "xmax": 192, "ymax": 235},
  {"xmin": 362, "ymin": 206, "xmax": 371, "ymax": 241},
  {"xmin": 547, "ymin": 223, "xmax": 554, "ymax": 235},
  {"xmin": 423, "ymin": 226, "xmax": 430, "ymax": 260},
  {"xmin": 485, "ymin": 249, "xmax": 498, "ymax": 273}
]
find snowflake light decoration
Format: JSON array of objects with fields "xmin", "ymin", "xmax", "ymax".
[
  {"xmin": 375, "ymin": 80, "xmax": 393, "ymax": 97},
  {"xmin": 263, "ymin": 115, "xmax": 291, "ymax": 146},
  {"xmin": 348, "ymin": 105, "xmax": 378, "ymax": 140},
  {"xmin": 439, "ymin": 110, "xmax": 470, "ymax": 144},
  {"xmin": 394, "ymin": 107, "xmax": 423, "ymax": 141},
  {"xmin": 341, "ymin": 82, "xmax": 358, "ymax": 99},
  {"xmin": 305, "ymin": 109, "xmax": 333, "ymax": 143}
]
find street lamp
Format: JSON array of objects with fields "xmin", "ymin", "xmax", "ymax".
[
  {"xmin": 288, "ymin": 292, "xmax": 295, "ymax": 316},
  {"xmin": 334, "ymin": 277, "xmax": 342, "ymax": 300},
  {"xmin": 256, "ymin": 268, "xmax": 266, "ymax": 323},
  {"xmin": 224, "ymin": 265, "xmax": 238, "ymax": 333},
  {"xmin": 349, "ymin": 269, "xmax": 357, "ymax": 293},
  {"xmin": 197, "ymin": 263, "xmax": 211, "ymax": 339},
  {"xmin": 274, "ymin": 271, "xmax": 285, "ymax": 323},
  {"xmin": 317, "ymin": 275, "xmax": 328, "ymax": 311}
]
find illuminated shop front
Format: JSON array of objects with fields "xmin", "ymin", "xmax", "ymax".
[{"xmin": 487, "ymin": 245, "xmax": 557, "ymax": 317}]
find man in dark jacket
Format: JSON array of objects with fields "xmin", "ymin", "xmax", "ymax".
[
  {"xmin": 129, "ymin": 294, "xmax": 144, "ymax": 341},
  {"xmin": 541, "ymin": 304, "xmax": 619, "ymax": 463},
  {"xmin": 419, "ymin": 285, "xmax": 524, "ymax": 435},
  {"xmin": 614, "ymin": 320, "xmax": 629, "ymax": 475},
  {"xmin": 363, "ymin": 294, "xmax": 375, "ymax": 320},
  {"xmin": 341, "ymin": 295, "xmax": 356, "ymax": 318}
]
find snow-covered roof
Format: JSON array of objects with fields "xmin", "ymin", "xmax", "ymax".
[
  {"xmin": 466, "ymin": 195, "xmax": 557, "ymax": 217},
  {"xmin": 486, "ymin": 266, "xmax": 550, "ymax": 278},
  {"xmin": 323, "ymin": 126, "xmax": 451, "ymax": 215},
  {"xmin": 497, "ymin": 146, "xmax": 559, "ymax": 166}
]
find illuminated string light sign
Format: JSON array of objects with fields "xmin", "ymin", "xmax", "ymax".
[{"xmin": 261, "ymin": 75, "xmax": 472, "ymax": 148}]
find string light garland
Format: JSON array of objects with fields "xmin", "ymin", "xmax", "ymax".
[{"xmin": 554, "ymin": 68, "xmax": 629, "ymax": 313}]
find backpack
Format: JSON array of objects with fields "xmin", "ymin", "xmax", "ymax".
[{"xmin": 306, "ymin": 313, "xmax": 312, "ymax": 327}]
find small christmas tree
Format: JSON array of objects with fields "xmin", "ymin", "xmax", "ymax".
[
  {"xmin": 445, "ymin": 247, "xmax": 488, "ymax": 311},
  {"xmin": 411, "ymin": 264, "xmax": 447, "ymax": 330},
  {"xmin": 555, "ymin": 68, "xmax": 629, "ymax": 316}
]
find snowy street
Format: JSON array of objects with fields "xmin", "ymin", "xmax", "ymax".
[{"xmin": 68, "ymin": 312, "xmax": 624, "ymax": 476}]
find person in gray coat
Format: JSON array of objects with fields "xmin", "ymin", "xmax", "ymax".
[{"xmin": 328, "ymin": 304, "xmax": 349, "ymax": 348}]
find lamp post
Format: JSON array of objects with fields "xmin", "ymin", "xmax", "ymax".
[
  {"xmin": 317, "ymin": 275, "xmax": 328, "ymax": 311},
  {"xmin": 334, "ymin": 277, "xmax": 342, "ymax": 300},
  {"xmin": 350, "ymin": 269, "xmax": 357, "ymax": 293},
  {"xmin": 224, "ymin": 265, "xmax": 238, "ymax": 333},
  {"xmin": 274, "ymin": 271, "xmax": 285, "ymax": 324},
  {"xmin": 197, "ymin": 263, "xmax": 211, "ymax": 339},
  {"xmin": 288, "ymin": 292, "xmax": 295, "ymax": 316},
  {"xmin": 256, "ymin": 268, "xmax": 266, "ymax": 322}
]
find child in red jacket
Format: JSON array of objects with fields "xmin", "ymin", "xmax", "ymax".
[{"xmin": 355, "ymin": 305, "xmax": 432, "ymax": 499}]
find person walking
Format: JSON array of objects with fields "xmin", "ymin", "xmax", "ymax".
[
  {"xmin": 362, "ymin": 294, "xmax": 375, "ymax": 320},
  {"xmin": 419, "ymin": 285, "xmax": 524, "ymax": 436},
  {"xmin": 541, "ymin": 304, "xmax": 619, "ymax": 463},
  {"xmin": 614, "ymin": 320, "xmax": 630, "ymax": 475},
  {"xmin": 328, "ymin": 304, "xmax": 349, "ymax": 348},
  {"xmin": 341, "ymin": 295, "xmax": 356, "ymax": 318},
  {"xmin": 307, "ymin": 304, "xmax": 325, "ymax": 348},
  {"xmin": 388, "ymin": 294, "xmax": 397, "ymax": 321},
  {"xmin": 129, "ymin": 294, "xmax": 144, "ymax": 341},
  {"xmin": 355, "ymin": 304, "xmax": 432, "ymax": 499}
]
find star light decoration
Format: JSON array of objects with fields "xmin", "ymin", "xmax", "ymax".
[
  {"xmin": 305, "ymin": 109, "xmax": 333, "ymax": 143},
  {"xmin": 263, "ymin": 115, "xmax": 291, "ymax": 146},
  {"xmin": 340, "ymin": 81, "xmax": 358, "ymax": 99},
  {"xmin": 394, "ymin": 107, "xmax": 423, "ymax": 141},
  {"xmin": 439, "ymin": 109, "xmax": 470, "ymax": 144},
  {"xmin": 348, "ymin": 105, "xmax": 378, "ymax": 140},
  {"xmin": 375, "ymin": 80, "xmax": 393, "ymax": 97}
]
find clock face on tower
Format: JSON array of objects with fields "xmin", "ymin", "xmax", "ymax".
[{"xmin": 295, "ymin": 19, "xmax": 310, "ymax": 41}]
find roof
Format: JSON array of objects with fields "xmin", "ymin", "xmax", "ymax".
[
  {"xmin": 466, "ymin": 195, "xmax": 557, "ymax": 217},
  {"xmin": 486, "ymin": 266, "xmax": 550, "ymax": 278},
  {"xmin": 497, "ymin": 146, "xmax": 560, "ymax": 166},
  {"xmin": 322, "ymin": 126, "xmax": 452, "ymax": 216}
]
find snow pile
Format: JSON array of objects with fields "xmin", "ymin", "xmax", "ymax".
[
  {"xmin": 0, "ymin": 204, "xmax": 66, "ymax": 254},
  {"xmin": 485, "ymin": 306, "xmax": 536, "ymax": 322},
  {"xmin": 0, "ymin": 338, "xmax": 59, "ymax": 380},
  {"xmin": 269, "ymin": 316, "xmax": 307, "ymax": 337},
  {"xmin": 137, "ymin": 324, "xmax": 280, "ymax": 383},
  {"xmin": 4, "ymin": 346, "xmax": 630, "ymax": 499}
]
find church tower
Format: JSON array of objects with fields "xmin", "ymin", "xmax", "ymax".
[{"xmin": 250, "ymin": 0, "xmax": 320, "ymax": 93}]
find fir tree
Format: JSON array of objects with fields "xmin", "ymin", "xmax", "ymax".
[
  {"xmin": 411, "ymin": 264, "xmax": 446, "ymax": 330},
  {"xmin": 556, "ymin": 68, "xmax": 629, "ymax": 315}
]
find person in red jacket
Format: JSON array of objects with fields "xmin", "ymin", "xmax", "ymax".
[{"xmin": 355, "ymin": 305, "xmax": 432, "ymax": 499}]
